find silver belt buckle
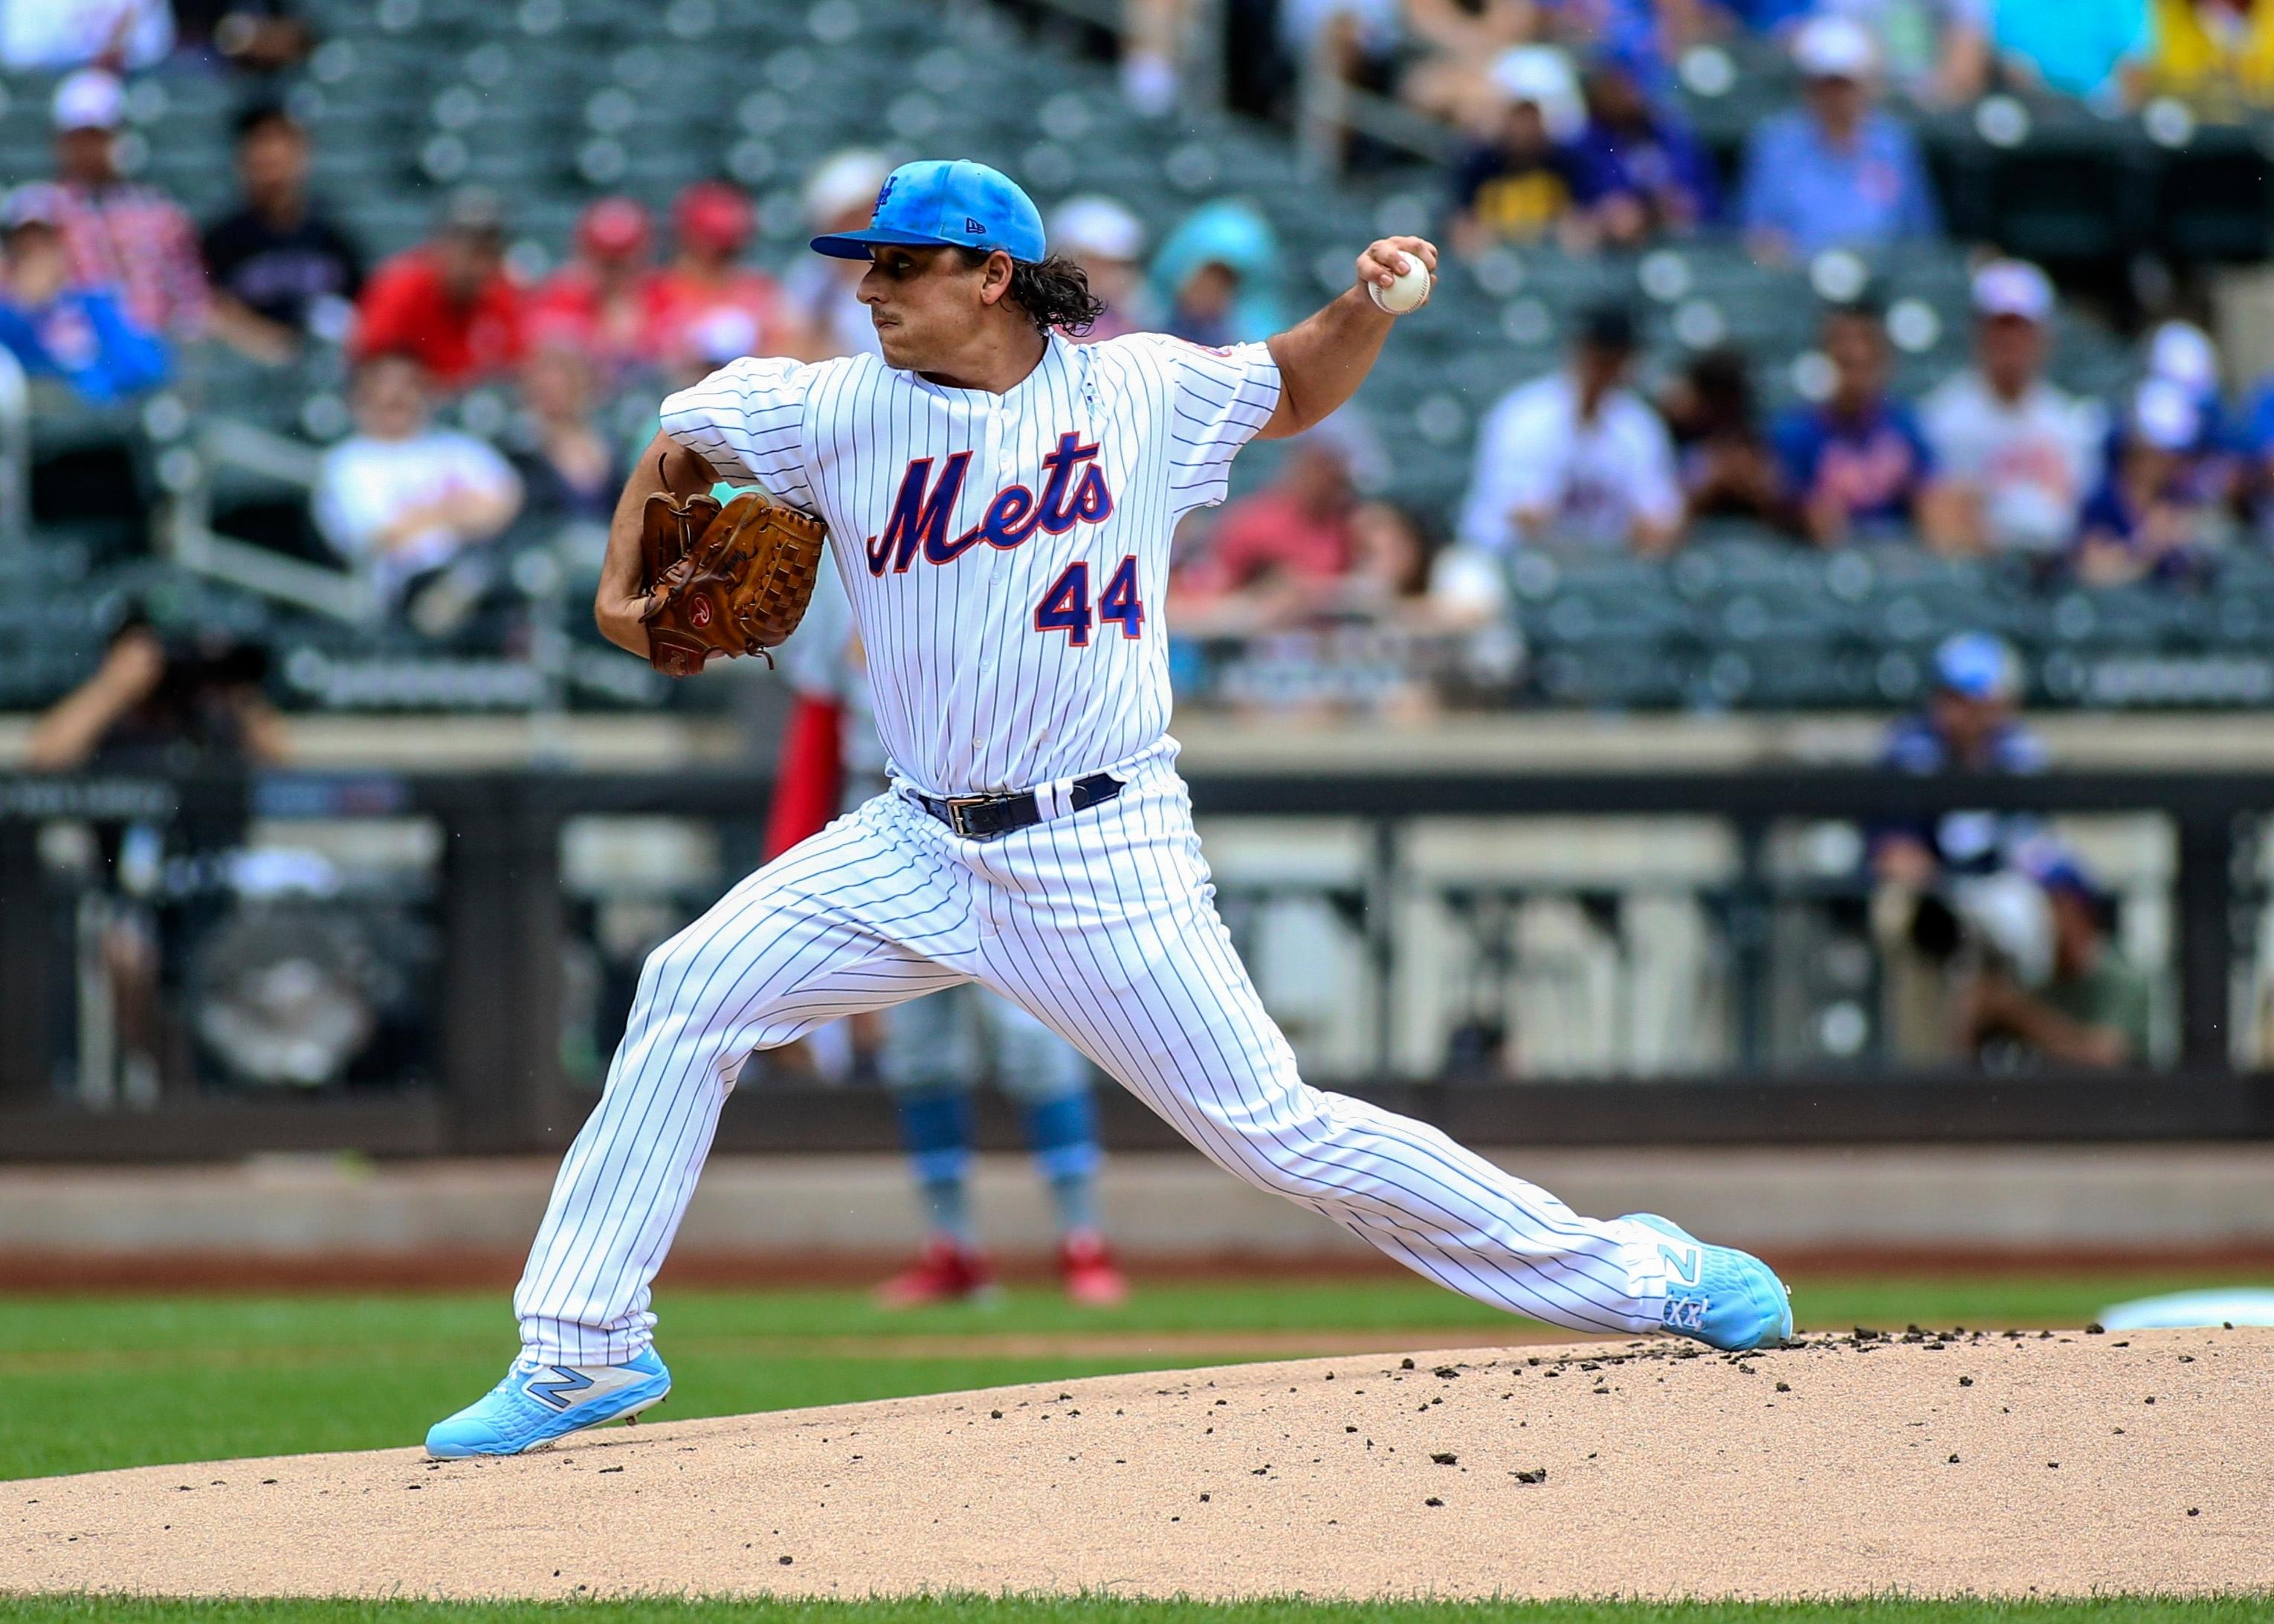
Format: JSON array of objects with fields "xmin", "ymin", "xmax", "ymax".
[{"xmin": 943, "ymin": 794, "xmax": 992, "ymax": 839}]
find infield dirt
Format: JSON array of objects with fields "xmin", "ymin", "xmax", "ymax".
[{"xmin": 6, "ymin": 1327, "xmax": 2270, "ymax": 1602}]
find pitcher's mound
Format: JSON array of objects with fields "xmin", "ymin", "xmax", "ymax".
[{"xmin": 7, "ymin": 1328, "xmax": 2271, "ymax": 1602}]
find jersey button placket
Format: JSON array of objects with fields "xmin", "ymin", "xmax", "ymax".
[{"xmin": 975, "ymin": 407, "xmax": 1007, "ymax": 757}]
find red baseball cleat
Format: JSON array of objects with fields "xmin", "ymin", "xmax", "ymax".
[
  {"xmin": 1059, "ymin": 1231, "xmax": 1128, "ymax": 1307},
  {"xmin": 876, "ymin": 1238, "xmax": 997, "ymax": 1307}
]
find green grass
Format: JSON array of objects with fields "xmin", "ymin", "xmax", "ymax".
[
  {"xmin": 1, "ymin": 1271, "xmax": 2256, "ymax": 1482},
  {"xmin": 0, "ymin": 1596, "xmax": 2265, "ymax": 1623}
]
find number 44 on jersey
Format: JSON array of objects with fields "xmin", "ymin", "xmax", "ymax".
[{"xmin": 1034, "ymin": 556, "xmax": 1143, "ymax": 647}]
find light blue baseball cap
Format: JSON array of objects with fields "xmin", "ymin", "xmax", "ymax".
[
  {"xmin": 810, "ymin": 159, "xmax": 1046, "ymax": 264},
  {"xmin": 1933, "ymin": 631, "xmax": 2020, "ymax": 701}
]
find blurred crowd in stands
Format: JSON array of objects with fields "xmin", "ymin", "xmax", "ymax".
[
  {"xmin": 1118, "ymin": 0, "xmax": 2274, "ymax": 138},
  {"xmin": 11, "ymin": 0, "xmax": 2274, "ymax": 727}
]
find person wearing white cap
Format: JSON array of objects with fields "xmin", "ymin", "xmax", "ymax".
[
  {"xmin": 1921, "ymin": 259, "xmax": 2105, "ymax": 556},
  {"xmin": 2145, "ymin": 320, "xmax": 2220, "ymax": 415},
  {"xmin": 1045, "ymin": 195, "xmax": 1155, "ymax": 341},
  {"xmin": 47, "ymin": 67, "xmax": 207, "ymax": 338},
  {"xmin": 1448, "ymin": 45, "xmax": 1584, "ymax": 256},
  {"xmin": 779, "ymin": 149, "xmax": 896, "ymax": 361},
  {"xmin": 1737, "ymin": 15, "xmax": 1940, "ymax": 260},
  {"xmin": 2073, "ymin": 378, "xmax": 2218, "ymax": 586}
]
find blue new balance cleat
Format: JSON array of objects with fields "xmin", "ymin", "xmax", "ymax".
[
  {"xmin": 1623, "ymin": 1212, "xmax": 1793, "ymax": 1352},
  {"xmin": 425, "ymin": 1348, "xmax": 671, "ymax": 1458}
]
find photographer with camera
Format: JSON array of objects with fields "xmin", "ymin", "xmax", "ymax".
[
  {"xmin": 1948, "ymin": 844, "xmax": 2153, "ymax": 1069},
  {"xmin": 28, "ymin": 610, "xmax": 285, "ymax": 1106}
]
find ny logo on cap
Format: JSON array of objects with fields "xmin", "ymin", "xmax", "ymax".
[
  {"xmin": 873, "ymin": 176, "xmax": 897, "ymax": 212},
  {"xmin": 965, "ymin": 217, "xmax": 985, "ymax": 233}
]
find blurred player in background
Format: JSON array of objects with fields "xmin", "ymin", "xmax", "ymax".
[{"xmin": 764, "ymin": 569, "xmax": 1128, "ymax": 1308}]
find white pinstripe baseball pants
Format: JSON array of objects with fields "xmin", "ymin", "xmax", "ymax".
[{"xmin": 514, "ymin": 748, "xmax": 1676, "ymax": 1362}]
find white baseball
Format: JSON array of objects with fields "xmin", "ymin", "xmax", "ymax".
[{"xmin": 1367, "ymin": 257, "xmax": 1431, "ymax": 314}]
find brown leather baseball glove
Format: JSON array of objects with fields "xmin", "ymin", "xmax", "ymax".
[{"xmin": 638, "ymin": 489, "xmax": 828, "ymax": 678}]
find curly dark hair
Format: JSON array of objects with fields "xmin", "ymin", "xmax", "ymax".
[{"xmin": 954, "ymin": 248, "xmax": 1108, "ymax": 337}]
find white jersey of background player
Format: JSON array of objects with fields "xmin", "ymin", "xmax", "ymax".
[{"xmin": 426, "ymin": 159, "xmax": 1791, "ymax": 1459}]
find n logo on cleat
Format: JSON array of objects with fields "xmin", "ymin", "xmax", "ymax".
[
  {"xmin": 1658, "ymin": 1242, "xmax": 1702, "ymax": 1288},
  {"xmin": 523, "ymin": 1366, "xmax": 595, "ymax": 1411}
]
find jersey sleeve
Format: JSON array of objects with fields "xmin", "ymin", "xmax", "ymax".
[
  {"xmin": 659, "ymin": 355, "xmax": 821, "ymax": 513},
  {"xmin": 1115, "ymin": 333, "xmax": 1283, "ymax": 515}
]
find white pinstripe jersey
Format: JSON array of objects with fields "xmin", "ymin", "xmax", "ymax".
[{"xmin": 661, "ymin": 330, "xmax": 1282, "ymax": 798}]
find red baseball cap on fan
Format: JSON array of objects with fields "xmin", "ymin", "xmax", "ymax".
[
  {"xmin": 674, "ymin": 181, "xmax": 752, "ymax": 257},
  {"xmin": 578, "ymin": 196, "xmax": 651, "ymax": 262}
]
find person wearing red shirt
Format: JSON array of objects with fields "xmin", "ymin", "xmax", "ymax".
[
  {"xmin": 1168, "ymin": 416, "xmax": 1373, "ymax": 635},
  {"xmin": 526, "ymin": 195, "xmax": 661, "ymax": 388},
  {"xmin": 645, "ymin": 181, "xmax": 795, "ymax": 371},
  {"xmin": 352, "ymin": 187, "xmax": 526, "ymax": 388}
]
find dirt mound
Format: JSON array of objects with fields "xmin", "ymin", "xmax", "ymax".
[{"xmin": 7, "ymin": 1328, "xmax": 2270, "ymax": 1602}]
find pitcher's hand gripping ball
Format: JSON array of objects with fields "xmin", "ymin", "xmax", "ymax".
[{"xmin": 639, "ymin": 488, "xmax": 828, "ymax": 676}]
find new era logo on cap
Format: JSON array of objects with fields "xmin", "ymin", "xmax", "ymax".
[{"xmin": 965, "ymin": 217, "xmax": 984, "ymax": 233}]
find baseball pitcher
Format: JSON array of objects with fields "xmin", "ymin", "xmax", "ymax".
[{"xmin": 427, "ymin": 160, "xmax": 1790, "ymax": 1458}]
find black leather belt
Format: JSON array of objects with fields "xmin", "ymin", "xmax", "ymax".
[{"xmin": 914, "ymin": 772, "xmax": 1123, "ymax": 841}]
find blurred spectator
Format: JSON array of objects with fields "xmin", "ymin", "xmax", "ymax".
[
  {"xmin": 0, "ymin": 182, "xmax": 167, "ymax": 404},
  {"xmin": 352, "ymin": 188, "xmax": 526, "ymax": 389},
  {"xmin": 1398, "ymin": 0, "xmax": 1537, "ymax": 129},
  {"xmin": 1881, "ymin": 632, "xmax": 2044, "ymax": 793},
  {"xmin": 49, "ymin": 69, "xmax": 208, "ymax": 339},
  {"xmin": 2232, "ymin": 354, "xmax": 2274, "ymax": 540},
  {"xmin": 1447, "ymin": 47, "xmax": 1584, "ymax": 257},
  {"xmin": 1170, "ymin": 412, "xmax": 1380, "ymax": 635},
  {"xmin": 505, "ymin": 337, "xmax": 623, "ymax": 528},
  {"xmin": 1658, "ymin": 346, "xmax": 1781, "ymax": 523},
  {"xmin": 1773, "ymin": 301, "xmax": 1960, "ymax": 547},
  {"xmin": 527, "ymin": 196, "xmax": 661, "ymax": 385},
  {"xmin": 1121, "ymin": 0, "xmax": 1189, "ymax": 115},
  {"xmin": 1993, "ymin": 0, "xmax": 2150, "ymax": 106},
  {"xmin": 1922, "ymin": 260, "xmax": 2103, "ymax": 557},
  {"xmin": 782, "ymin": 152, "xmax": 894, "ymax": 361},
  {"xmin": 1540, "ymin": 0, "xmax": 1676, "ymax": 83},
  {"xmin": 1047, "ymin": 195, "xmax": 1157, "ymax": 341},
  {"xmin": 1457, "ymin": 304, "xmax": 1684, "ymax": 554},
  {"xmin": 1563, "ymin": 48, "xmax": 1718, "ymax": 249},
  {"xmin": 649, "ymin": 181, "xmax": 795, "ymax": 372},
  {"xmin": 1738, "ymin": 18, "xmax": 1940, "ymax": 260},
  {"xmin": 172, "ymin": 0, "xmax": 310, "ymax": 73},
  {"xmin": 2137, "ymin": 319, "xmax": 2241, "ymax": 512},
  {"xmin": 2145, "ymin": 320, "xmax": 2226, "ymax": 436},
  {"xmin": 1, "ymin": 0, "xmax": 173, "ymax": 71},
  {"xmin": 1344, "ymin": 497, "xmax": 1510, "ymax": 635},
  {"xmin": 2073, "ymin": 379, "xmax": 2218, "ymax": 586},
  {"xmin": 2148, "ymin": 0, "xmax": 2274, "ymax": 112},
  {"xmin": 1870, "ymin": 631, "xmax": 2047, "ymax": 1059},
  {"xmin": 313, "ymin": 352, "xmax": 522, "ymax": 606},
  {"xmin": 1151, "ymin": 198, "xmax": 1283, "ymax": 346},
  {"xmin": 1824, "ymin": 0, "xmax": 1992, "ymax": 106},
  {"xmin": 1952, "ymin": 846, "xmax": 2152, "ymax": 1067},
  {"xmin": 200, "ymin": 101, "xmax": 363, "ymax": 363},
  {"xmin": 1279, "ymin": 0, "xmax": 1404, "ymax": 154}
]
